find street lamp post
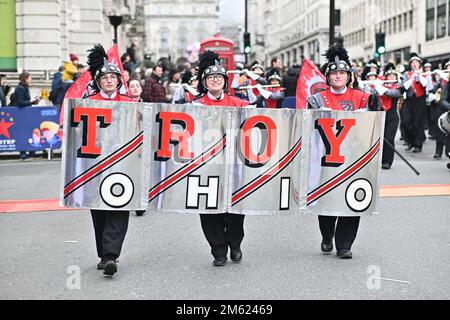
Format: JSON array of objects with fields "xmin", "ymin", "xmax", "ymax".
[
  {"xmin": 245, "ymin": 0, "xmax": 248, "ymax": 64},
  {"xmin": 329, "ymin": 0, "xmax": 335, "ymax": 46},
  {"xmin": 108, "ymin": 15, "xmax": 123, "ymax": 45}
]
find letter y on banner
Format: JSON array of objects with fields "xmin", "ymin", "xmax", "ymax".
[{"xmin": 300, "ymin": 110, "xmax": 385, "ymax": 216}]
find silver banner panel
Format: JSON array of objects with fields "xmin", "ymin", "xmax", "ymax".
[
  {"xmin": 143, "ymin": 104, "xmax": 230, "ymax": 214},
  {"xmin": 300, "ymin": 110, "xmax": 385, "ymax": 217},
  {"xmin": 228, "ymin": 108, "xmax": 304, "ymax": 215},
  {"xmin": 60, "ymin": 99, "xmax": 146, "ymax": 210}
]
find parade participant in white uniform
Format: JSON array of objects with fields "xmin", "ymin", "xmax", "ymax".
[
  {"xmin": 377, "ymin": 63, "xmax": 402, "ymax": 169},
  {"xmin": 402, "ymin": 53, "xmax": 432, "ymax": 153}
]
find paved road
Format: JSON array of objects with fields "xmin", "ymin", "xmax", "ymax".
[{"xmin": 0, "ymin": 137, "xmax": 449, "ymax": 300}]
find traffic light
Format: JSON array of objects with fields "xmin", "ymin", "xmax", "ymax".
[
  {"xmin": 243, "ymin": 32, "xmax": 251, "ymax": 54},
  {"xmin": 375, "ymin": 32, "xmax": 386, "ymax": 55}
]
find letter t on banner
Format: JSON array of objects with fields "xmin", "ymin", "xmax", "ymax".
[{"xmin": 71, "ymin": 107, "xmax": 112, "ymax": 158}]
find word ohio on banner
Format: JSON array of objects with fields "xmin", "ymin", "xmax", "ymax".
[{"xmin": 60, "ymin": 99, "xmax": 385, "ymax": 216}]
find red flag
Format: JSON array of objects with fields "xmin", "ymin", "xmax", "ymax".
[
  {"xmin": 107, "ymin": 44, "xmax": 129, "ymax": 94},
  {"xmin": 59, "ymin": 44, "xmax": 129, "ymax": 136},
  {"xmin": 295, "ymin": 58, "xmax": 328, "ymax": 109}
]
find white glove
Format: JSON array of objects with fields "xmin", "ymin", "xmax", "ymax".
[
  {"xmin": 319, "ymin": 107, "xmax": 332, "ymax": 111},
  {"xmin": 354, "ymin": 108, "xmax": 367, "ymax": 112}
]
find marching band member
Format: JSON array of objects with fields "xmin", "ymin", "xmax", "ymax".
[
  {"xmin": 250, "ymin": 62, "xmax": 268, "ymax": 97},
  {"xmin": 424, "ymin": 61, "xmax": 439, "ymax": 141},
  {"xmin": 307, "ymin": 44, "xmax": 378, "ymax": 259},
  {"xmin": 260, "ymin": 74, "xmax": 285, "ymax": 108},
  {"xmin": 436, "ymin": 61, "xmax": 450, "ymax": 161},
  {"xmin": 365, "ymin": 59, "xmax": 382, "ymax": 79},
  {"xmin": 172, "ymin": 71, "xmax": 199, "ymax": 104},
  {"xmin": 127, "ymin": 77, "xmax": 147, "ymax": 217},
  {"xmin": 377, "ymin": 63, "xmax": 402, "ymax": 169},
  {"xmin": 128, "ymin": 78, "xmax": 143, "ymax": 102},
  {"xmin": 238, "ymin": 62, "xmax": 268, "ymax": 104},
  {"xmin": 402, "ymin": 53, "xmax": 432, "ymax": 153},
  {"xmin": 359, "ymin": 68, "xmax": 379, "ymax": 95},
  {"xmin": 85, "ymin": 44, "xmax": 133, "ymax": 276},
  {"xmin": 193, "ymin": 51, "xmax": 248, "ymax": 267}
]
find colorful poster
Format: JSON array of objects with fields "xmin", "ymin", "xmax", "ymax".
[{"xmin": 0, "ymin": 106, "xmax": 62, "ymax": 152}]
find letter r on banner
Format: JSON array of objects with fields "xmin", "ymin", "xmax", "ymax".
[
  {"xmin": 155, "ymin": 112, "xmax": 195, "ymax": 162},
  {"xmin": 315, "ymin": 118, "xmax": 356, "ymax": 167},
  {"xmin": 71, "ymin": 107, "xmax": 112, "ymax": 158},
  {"xmin": 186, "ymin": 175, "xmax": 219, "ymax": 209}
]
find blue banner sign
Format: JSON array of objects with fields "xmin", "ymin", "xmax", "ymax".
[{"xmin": 0, "ymin": 106, "xmax": 62, "ymax": 152}]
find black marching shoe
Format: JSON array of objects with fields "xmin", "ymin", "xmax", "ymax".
[
  {"xmin": 213, "ymin": 257, "xmax": 227, "ymax": 267},
  {"xmin": 405, "ymin": 145, "xmax": 413, "ymax": 151},
  {"xmin": 336, "ymin": 250, "xmax": 353, "ymax": 259},
  {"xmin": 230, "ymin": 249, "xmax": 242, "ymax": 262},
  {"xmin": 320, "ymin": 242, "xmax": 333, "ymax": 253},
  {"xmin": 412, "ymin": 147, "xmax": 422, "ymax": 153},
  {"xmin": 433, "ymin": 154, "xmax": 442, "ymax": 159},
  {"xmin": 103, "ymin": 260, "xmax": 118, "ymax": 276},
  {"xmin": 97, "ymin": 259, "xmax": 107, "ymax": 270},
  {"xmin": 381, "ymin": 163, "xmax": 391, "ymax": 170},
  {"xmin": 321, "ymin": 239, "xmax": 333, "ymax": 253}
]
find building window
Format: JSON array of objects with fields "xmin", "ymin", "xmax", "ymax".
[
  {"xmin": 178, "ymin": 28, "xmax": 187, "ymax": 53},
  {"xmin": 161, "ymin": 30, "xmax": 169, "ymax": 51},
  {"xmin": 437, "ymin": 0, "xmax": 447, "ymax": 38},
  {"xmin": 335, "ymin": 9, "xmax": 341, "ymax": 26},
  {"xmin": 410, "ymin": 10, "xmax": 414, "ymax": 29},
  {"xmin": 426, "ymin": 0, "xmax": 435, "ymax": 41}
]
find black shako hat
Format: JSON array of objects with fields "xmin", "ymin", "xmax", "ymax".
[
  {"xmin": 322, "ymin": 43, "xmax": 352, "ymax": 87},
  {"xmin": 87, "ymin": 44, "xmax": 122, "ymax": 91},
  {"xmin": 197, "ymin": 50, "xmax": 228, "ymax": 95}
]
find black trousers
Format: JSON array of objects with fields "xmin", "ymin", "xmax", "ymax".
[
  {"xmin": 91, "ymin": 210, "xmax": 129, "ymax": 261},
  {"xmin": 200, "ymin": 214, "xmax": 245, "ymax": 259},
  {"xmin": 432, "ymin": 105, "xmax": 450, "ymax": 156},
  {"xmin": 382, "ymin": 107, "xmax": 400, "ymax": 166},
  {"xmin": 319, "ymin": 216, "xmax": 360, "ymax": 251},
  {"xmin": 403, "ymin": 96, "xmax": 427, "ymax": 149}
]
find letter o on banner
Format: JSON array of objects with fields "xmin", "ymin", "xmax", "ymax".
[
  {"xmin": 100, "ymin": 173, "xmax": 134, "ymax": 208},
  {"xmin": 239, "ymin": 115, "xmax": 278, "ymax": 168},
  {"xmin": 345, "ymin": 179, "xmax": 373, "ymax": 212}
]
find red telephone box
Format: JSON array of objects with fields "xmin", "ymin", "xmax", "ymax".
[{"xmin": 200, "ymin": 37, "xmax": 235, "ymax": 71}]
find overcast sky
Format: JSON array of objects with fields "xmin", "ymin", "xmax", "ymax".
[{"xmin": 219, "ymin": 0, "xmax": 245, "ymax": 27}]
